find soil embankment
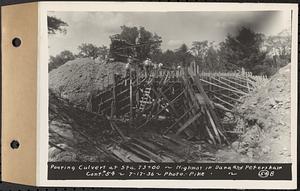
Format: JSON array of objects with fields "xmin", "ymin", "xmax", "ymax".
[
  {"xmin": 215, "ymin": 64, "xmax": 291, "ymax": 162},
  {"xmin": 49, "ymin": 58, "xmax": 125, "ymax": 107}
]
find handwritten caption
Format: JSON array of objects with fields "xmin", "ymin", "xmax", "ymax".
[{"xmin": 48, "ymin": 162, "xmax": 291, "ymax": 180}]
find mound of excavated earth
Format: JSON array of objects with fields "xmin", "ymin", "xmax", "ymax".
[
  {"xmin": 49, "ymin": 58, "xmax": 126, "ymax": 107},
  {"xmin": 216, "ymin": 64, "xmax": 291, "ymax": 163}
]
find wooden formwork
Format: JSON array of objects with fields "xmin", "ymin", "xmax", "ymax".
[{"xmin": 90, "ymin": 66, "xmax": 268, "ymax": 146}]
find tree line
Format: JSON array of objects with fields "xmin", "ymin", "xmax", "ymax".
[{"xmin": 48, "ymin": 16, "xmax": 291, "ymax": 76}]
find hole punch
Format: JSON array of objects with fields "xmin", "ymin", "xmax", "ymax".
[
  {"xmin": 10, "ymin": 140, "xmax": 20, "ymax": 149},
  {"xmin": 12, "ymin": 37, "xmax": 21, "ymax": 47}
]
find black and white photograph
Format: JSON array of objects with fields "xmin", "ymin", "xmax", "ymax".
[{"xmin": 48, "ymin": 9, "xmax": 293, "ymax": 165}]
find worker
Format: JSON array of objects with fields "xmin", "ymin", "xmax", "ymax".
[
  {"xmin": 158, "ymin": 63, "xmax": 163, "ymax": 68},
  {"xmin": 125, "ymin": 57, "xmax": 132, "ymax": 72},
  {"xmin": 143, "ymin": 58, "xmax": 151, "ymax": 77}
]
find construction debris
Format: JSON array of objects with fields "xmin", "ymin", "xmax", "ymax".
[{"xmin": 49, "ymin": 58, "xmax": 271, "ymax": 163}]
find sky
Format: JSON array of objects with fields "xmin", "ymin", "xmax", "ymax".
[{"xmin": 48, "ymin": 11, "xmax": 291, "ymax": 56}]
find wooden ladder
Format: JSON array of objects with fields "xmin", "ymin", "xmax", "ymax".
[{"xmin": 139, "ymin": 87, "xmax": 152, "ymax": 111}]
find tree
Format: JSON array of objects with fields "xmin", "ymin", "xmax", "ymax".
[
  {"xmin": 49, "ymin": 50, "xmax": 75, "ymax": 72},
  {"xmin": 97, "ymin": 45, "xmax": 109, "ymax": 60},
  {"xmin": 174, "ymin": 44, "xmax": 193, "ymax": 68},
  {"xmin": 191, "ymin": 41, "xmax": 209, "ymax": 58},
  {"xmin": 219, "ymin": 27, "xmax": 267, "ymax": 74},
  {"xmin": 205, "ymin": 45, "xmax": 221, "ymax": 72},
  {"xmin": 48, "ymin": 16, "xmax": 68, "ymax": 35},
  {"xmin": 152, "ymin": 49, "xmax": 177, "ymax": 67},
  {"xmin": 77, "ymin": 43, "xmax": 108, "ymax": 59},
  {"xmin": 109, "ymin": 25, "xmax": 162, "ymax": 62},
  {"xmin": 191, "ymin": 41, "xmax": 209, "ymax": 71},
  {"xmin": 263, "ymin": 30, "xmax": 291, "ymax": 68}
]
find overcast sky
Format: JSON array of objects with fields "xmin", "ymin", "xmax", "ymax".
[{"xmin": 48, "ymin": 11, "xmax": 291, "ymax": 56}]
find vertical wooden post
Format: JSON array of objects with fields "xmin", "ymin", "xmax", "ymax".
[
  {"xmin": 112, "ymin": 74, "xmax": 116, "ymax": 118},
  {"xmin": 129, "ymin": 66, "xmax": 133, "ymax": 128}
]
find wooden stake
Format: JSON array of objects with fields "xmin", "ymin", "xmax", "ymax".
[
  {"xmin": 210, "ymin": 76, "xmax": 248, "ymax": 94},
  {"xmin": 214, "ymin": 95, "xmax": 234, "ymax": 108},
  {"xmin": 199, "ymin": 78, "xmax": 247, "ymax": 96},
  {"xmin": 218, "ymin": 76, "xmax": 253, "ymax": 91}
]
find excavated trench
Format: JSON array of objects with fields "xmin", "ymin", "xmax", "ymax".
[{"xmin": 49, "ymin": 61, "xmax": 290, "ymax": 163}]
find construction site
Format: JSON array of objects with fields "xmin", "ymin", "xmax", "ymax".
[{"xmin": 48, "ymin": 55, "xmax": 291, "ymax": 163}]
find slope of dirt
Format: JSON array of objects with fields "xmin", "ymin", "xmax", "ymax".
[
  {"xmin": 49, "ymin": 58, "xmax": 126, "ymax": 107},
  {"xmin": 215, "ymin": 64, "xmax": 291, "ymax": 162},
  {"xmin": 48, "ymin": 91, "xmax": 119, "ymax": 162}
]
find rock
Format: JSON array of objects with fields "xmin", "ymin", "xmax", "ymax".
[
  {"xmin": 262, "ymin": 145, "xmax": 271, "ymax": 154},
  {"xmin": 231, "ymin": 141, "xmax": 240, "ymax": 150},
  {"xmin": 53, "ymin": 151, "xmax": 77, "ymax": 162},
  {"xmin": 274, "ymin": 97, "xmax": 281, "ymax": 103},
  {"xmin": 269, "ymin": 98, "xmax": 276, "ymax": 107},
  {"xmin": 272, "ymin": 133, "xmax": 279, "ymax": 139},
  {"xmin": 247, "ymin": 150, "xmax": 254, "ymax": 158},
  {"xmin": 238, "ymin": 148, "xmax": 247, "ymax": 155}
]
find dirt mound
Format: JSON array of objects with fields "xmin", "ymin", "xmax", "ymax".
[
  {"xmin": 216, "ymin": 64, "xmax": 291, "ymax": 162},
  {"xmin": 48, "ymin": 90, "xmax": 118, "ymax": 162},
  {"xmin": 49, "ymin": 58, "xmax": 126, "ymax": 107}
]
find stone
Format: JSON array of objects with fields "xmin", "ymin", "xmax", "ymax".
[
  {"xmin": 272, "ymin": 133, "xmax": 279, "ymax": 139},
  {"xmin": 262, "ymin": 145, "xmax": 271, "ymax": 154},
  {"xmin": 231, "ymin": 141, "xmax": 240, "ymax": 150},
  {"xmin": 247, "ymin": 150, "xmax": 254, "ymax": 158}
]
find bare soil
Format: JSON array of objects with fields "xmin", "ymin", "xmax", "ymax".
[
  {"xmin": 49, "ymin": 58, "xmax": 125, "ymax": 107},
  {"xmin": 215, "ymin": 64, "xmax": 291, "ymax": 163}
]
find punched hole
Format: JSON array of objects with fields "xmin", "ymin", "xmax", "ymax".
[
  {"xmin": 10, "ymin": 140, "xmax": 20, "ymax": 149},
  {"xmin": 12, "ymin": 37, "xmax": 21, "ymax": 47}
]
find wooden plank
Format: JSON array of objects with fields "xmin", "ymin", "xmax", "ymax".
[
  {"xmin": 199, "ymin": 78, "xmax": 247, "ymax": 96},
  {"xmin": 121, "ymin": 144, "xmax": 152, "ymax": 162},
  {"xmin": 136, "ymin": 89, "xmax": 185, "ymax": 129},
  {"xmin": 118, "ymin": 95, "xmax": 130, "ymax": 103},
  {"xmin": 163, "ymin": 106, "xmax": 194, "ymax": 134},
  {"xmin": 162, "ymin": 135, "xmax": 186, "ymax": 146},
  {"xmin": 129, "ymin": 142, "xmax": 164, "ymax": 162},
  {"xmin": 116, "ymin": 88, "xmax": 129, "ymax": 97},
  {"xmin": 176, "ymin": 112, "xmax": 202, "ymax": 135},
  {"xmin": 119, "ymin": 104, "xmax": 130, "ymax": 112},
  {"xmin": 205, "ymin": 108, "xmax": 222, "ymax": 144},
  {"xmin": 205, "ymin": 125, "xmax": 216, "ymax": 145},
  {"xmin": 213, "ymin": 102, "xmax": 232, "ymax": 112},
  {"xmin": 181, "ymin": 76, "xmax": 203, "ymax": 135},
  {"xmin": 210, "ymin": 91, "xmax": 243, "ymax": 103},
  {"xmin": 110, "ymin": 121, "xmax": 127, "ymax": 141},
  {"xmin": 210, "ymin": 76, "xmax": 248, "ymax": 94},
  {"xmin": 214, "ymin": 95, "xmax": 234, "ymax": 108},
  {"xmin": 194, "ymin": 75, "xmax": 226, "ymax": 142},
  {"xmin": 132, "ymin": 138, "xmax": 160, "ymax": 154},
  {"xmin": 193, "ymin": 76, "xmax": 215, "ymax": 109},
  {"xmin": 218, "ymin": 76, "xmax": 253, "ymax": 91},
  {"xmin": 109, "ymin": 149, "xmax": 132, "ymax": 162},
  {"xmin": 158, "ymin": 88, "xmax": 179, "ymax": 116}
]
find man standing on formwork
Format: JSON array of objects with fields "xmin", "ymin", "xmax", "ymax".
[{"xmin": 143, "ymin": 58, "xmax": 152, "ymax": 77}]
